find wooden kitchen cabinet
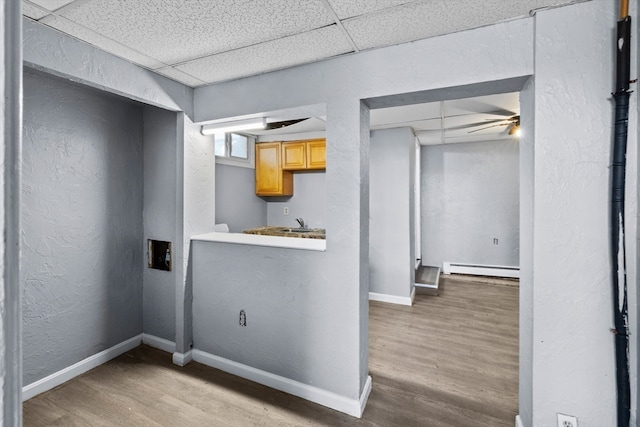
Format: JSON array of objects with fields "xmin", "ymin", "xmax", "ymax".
[
  {"xmin": 306, "ymin": 139, "xmax": 326, "ymax": 170},
  {"xmin": 282, "ymin": 142, "xmax": 306, "ymax": 170},
  {"xmin": 255, "ymin": 142, "xmax": 293, "ymax": 196},
  {"xmin": 281, "ymin": 139, "xmax": 326, "ymax": 171}
]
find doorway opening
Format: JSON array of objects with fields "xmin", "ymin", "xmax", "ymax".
[{"xmin": 366, "ymin": 87, "xmax": 521, "ymax": 425}]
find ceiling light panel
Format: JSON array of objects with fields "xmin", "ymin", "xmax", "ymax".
[
  {"xmin": 41, "ymin": 15, "xmax": 167, "ymax": 69},
  {"xmin": 55, "ymin": 0, "xmax": 336, "ymax": 65},
  {"xmin": 326, "ymin": 0, "xmax": 414, "ymax": 19},
  {"xmin": 28, "ymin": 0, "xmax": 76, "ymax": 11},
  {"xmin": 342, "ymin": 0, "xmax": 575, "ymax": 51},
  {"xmin": 176, "ymin": 25, "xmax": 353, "ymax": 85},
  {"xmin": 22, "ymin": 2, "xmax": 49, "ymax": 19}
]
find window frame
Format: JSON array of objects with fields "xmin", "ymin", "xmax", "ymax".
[{"xmin": 214, "ymin": 132, "xmax": 255, "ymax": 169}]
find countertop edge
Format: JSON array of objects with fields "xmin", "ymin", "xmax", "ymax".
[{"xmin": 191, "ymin": 232, "xmax": 327, "ymax": 252}]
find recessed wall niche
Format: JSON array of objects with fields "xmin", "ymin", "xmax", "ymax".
[{"xmin": 148, "ymin": 239, "xmax": 172, "ymax": 271}]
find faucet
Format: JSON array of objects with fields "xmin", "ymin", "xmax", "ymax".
[{"xmin": 295, "ymin": 218, "xmax": 307, "ymax": 229}]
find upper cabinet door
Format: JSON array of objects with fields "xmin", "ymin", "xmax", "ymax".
[
  {"xmin": 282, "ymin": 142, "xmax": 306, "ymax": 170},
  {"xmin": 256, "ymin": 142, "xmax": 293, "ymax": 196},
  {"xmin": 306, "ymin": 139, "xmax": 326, "ymax": 170}
]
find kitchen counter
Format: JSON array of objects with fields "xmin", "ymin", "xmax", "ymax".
[
  {"xmin": 243, "ymin": 226, "xmax": 326, "ymax": 240},
  {"xmin": 191, "ymin": 230, "xmax": 326, "ymax": 251}
]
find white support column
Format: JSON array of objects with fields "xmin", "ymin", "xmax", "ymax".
[
  {"xmin": 2, "ymin": 0, "xmax": 22, "ymax": 424},
  {"xmin": 325, "ymin": 98, "xmax": 371, "ymax": 402}
]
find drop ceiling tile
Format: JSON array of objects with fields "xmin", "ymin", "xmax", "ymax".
[
  {"xmin": 343, "ymin": 0, "xmax": 575, "ymax": 50},
  {"xmin": 326, "ymin": 0, "xmax": 414, "ymax": 19},
  {"xmin": 176, "ymin": 25, "xmax": 353, "ymax": 84},
  {"xmin": 42, "ymin": 15, "xmax": 167, "ymax": 70},
  {"xmin": 22, "ymin": 2, "xmax": 50, "ymax": 19},
  {"xmin": 29, "ymin": 0, "xmax": 76, "ymax": 11},
  {"xmin": 56, "ymin": 0, "xmax": 336, "ymax": 65},
  {"xmin": 154, "ymin": 66, "xmax": 206, "ymax": 88}
]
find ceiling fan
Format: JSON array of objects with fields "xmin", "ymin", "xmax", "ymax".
[{"xmin": 467, "ymin": 115, "xmax": 521, "ymax": 136}]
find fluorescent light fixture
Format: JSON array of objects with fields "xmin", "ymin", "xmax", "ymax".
[{"xmin": 201, "ymin": 117, "xmax": 266, "ymax": 135}]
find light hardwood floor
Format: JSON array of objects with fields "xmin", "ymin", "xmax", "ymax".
[{"xmin": 24, "ymin": 275, "xmax": 519, "ymax": 426}]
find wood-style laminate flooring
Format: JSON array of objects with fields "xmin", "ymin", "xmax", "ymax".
[{"xmin": 24, "ymin": 275, "xmax": 519, "ymax": 426}]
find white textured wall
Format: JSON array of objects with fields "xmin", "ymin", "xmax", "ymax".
[
  {"xmin": 2, "ymin": 0, "xmax": 23, "ymax": 423},
  {"xmin": 22, "ymin": 18, "xmax": 193, "ymax": 117},
  {"xmin": 267, "ymin": 171, "xmax": 326, "ymax": 229},
  {"xmin": 421, "ymin": 139, "xmax": 520, "ymax": 269},
  {"xmin": 143, "ymin": 106, "xmax": 179, "ymax": 342},
  {"xmin": 192, "ymin": 242, "xmax": 331, "ymax": 387},
  {"xmin": 22, "ymin": 71, "xmax": 144, "ymax": 385},
  {"xmin": 179, "ymin": 114, "xmax": 216, "ymax": 354},
  {"xmin": 0, "ymin": 0, "xmax": 5, "ymax": 416},
  {"xmin": 216, "ymin": 164, "xmax": 267, "ymax": 232},
  {"xmin": 529, "ymin": 2, "xmax": 637, "ymax": 426},
  {"xmin": 369, "ymin": 128, "xmax": 414, "ymax": 299},
  {"xmin": 519, "ymin": 77, "xmax": 535, "ymax": 427}
]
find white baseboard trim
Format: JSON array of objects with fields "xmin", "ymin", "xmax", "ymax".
[
  {"xmin": 369, "ymin": 291, "xmax": 413, "ymax": 306},
  {"xmin": 142, "ymin": 333, "xmax": 175, "ymax": 353},
  {"xmin": 359, "ymin": 375, "xmax": 373, "ymax": 417},
  {"xmin": 442, "ymin": 261, "xmax": 519, "ymax": 279},
  {"xmin": 22, "ymin": 334, "xmax": 142, "ymax": 401},
  {"xmin": 192, "ymin": 349, "xmax": 372, "ymax": 418},
  {"xmin": 515, "ymin": 414, "xmax": 524, "ymax": 427},
  {"xmin": 173, "ymin": 350, "xmax": 193, "ymax": 367}
]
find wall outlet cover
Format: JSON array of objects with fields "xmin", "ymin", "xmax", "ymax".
[{"xmin": 557, "ymin": 413, "xmax": 578, "ymax": 427}]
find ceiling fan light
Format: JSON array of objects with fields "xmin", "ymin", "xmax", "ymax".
[{"xmin": 509, "ymin": 124, "xmax": 521, "ymax": 137}]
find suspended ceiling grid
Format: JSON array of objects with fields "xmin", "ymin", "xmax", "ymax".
[{"xmin": 23, "ymin": 0, "xmax": 581, "ymax": 88}]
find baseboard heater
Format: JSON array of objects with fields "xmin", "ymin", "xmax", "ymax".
[{"xmin": 442, "ymin": 262, "xmax": 519, "ymax": 279}]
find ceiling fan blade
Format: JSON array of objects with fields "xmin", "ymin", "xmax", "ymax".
[
  {"xmin": 485, "ymin": 108, "xmax": 518, "ymax": 117},
  {"xmin": 446, "ymin": 118, "xmax": 506, "ymax": 131},
  {"xmin": 467, "ymin": 122, "xmax": 509, "ymax": 133}
]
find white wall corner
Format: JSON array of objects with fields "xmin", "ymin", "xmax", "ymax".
[
  {"xmin": 410, "ymin": 287, "xmax": 416, "ymax": 305},
  {"xmin": 142, "ymin": 333, "xmax": 176, "ymax": 353},
  {"xmin": 358, "ymin": 376, "xmax": 373, "ymax": 418},
  {"xmin": 442, "ymin": 261, "xmax": 452, "ymax": 274},
  {"xmin": 515, "ymin": 414, "xmax": 524, "ymax": 427},
  {"xmin": 173, "ymin": 351, "xmax": 193, "ymax": 367},
  {"xmin": 22, "ymin": 334, "xmax": 142, "ymax": 401}
]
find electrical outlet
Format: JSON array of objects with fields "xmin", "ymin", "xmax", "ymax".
[
  {"xmin": 283, "ymin": 206, "xmax": 289, "ymax": 215},
  {"xmin": 557, "ymin": 413, "xmax": 578, "ymax": 427},
  {"xmin": 239, "ymin": 309, "xmax": 247, "ymax": 327},
  {"xmin": 493, "ymin": 238, "xmax": 499, "ymax": 245}
]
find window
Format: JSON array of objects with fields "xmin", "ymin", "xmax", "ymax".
[{"xmin": 214, "ymin": 132, "xmax": 255, "ymax": 168}]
